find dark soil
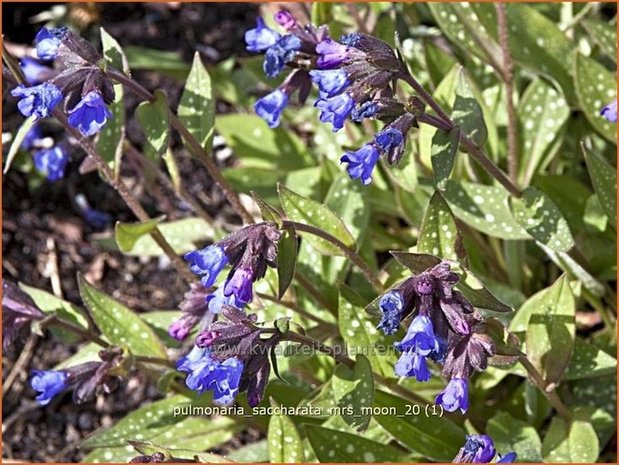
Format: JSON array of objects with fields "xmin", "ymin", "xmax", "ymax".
[{"xmin": 2, "ymin": 3, "xmax": 259, "ymax": 461}]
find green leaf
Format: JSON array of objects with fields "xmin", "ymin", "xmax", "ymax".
[
  {"xmin": 227, "ymin": 440, "xmax": 269, "ymax": 462},
  {"xmin": 278, "ymin": 185, "xmax": 355, "ymax": 256},
  {"xmin": 487, "ymin": 411, "xmax": 543, "ymax": 462},
  {"xmin": 251, "ymin": 191, "xmax": 283, "ymax": 227},
  {"xmin": 127, "ymin": 441, "xmax": 233, "ymax": 463},
  {"xmin": 178, "ymin": 52, "xmax": 214, "ymax": 151},
  {"xmin": 442, "ymin": 180, "xmax": 530, "ymax": 239},
  {"xmin": 97, "ymin": 28, "xmax": 128, "ymax": 178},
  {"xmin": 3, "ymin": 115, "xmax": 35, "ymax": 174},
  {"xmin": 388, "ymin": 143, "xmax": 418, "ymax": 193},
  {"xmin": 305, "ymin": 425, "xmax": 406, "ymax": 462},
  {"xmin": 582, "ymin": 19, "xmax": 617, "ymax": 62},
  {"xmin": 124, "ymin": 46, "xmax": 190, "ymax": 78},
  {"xmin": 583, "ymin": 146, "xmax": 617, "ymax": 229},
  {"xmin": 82, "ymin": 396, "xmax": 241, "ymax": 462},
  {"xmin": 19, "ymin": 283, "xmax": 89, "ymax": 330},
  {"xmin": 324, "ymin": 172, "xmax": 370, "ymax": 244},
  {"xmin": 564, "ymin": 338, "xmax": 617, "ymax": 380},
  {"xmin": 431, "ymin": 127, "xmax": 460, "ymax": 190},
  {"xmin": 511, "ymin": 187, "xmax": 575, "ymax": 253},
  {"xmin": 78, "ymin": 275, "xmax": 167, "ymax": 358},
  {"xmin": 453, "ymin": 68, "xmax": 488, "ymax": 147},
  {"xmin": 583, "ymin": 194, "xmax": 608, "ymax": 232},
  {"xmin": 372, "ymin": 390, "xmax": 465, "ymax": 461},
  {"xmin": 542, "ymin": 414, "xmax": 599, "ymax": 462},
  {"xmin": 115, "ymin": 217, "xmax": 163, "ymax": 253},
  {"xmin": 136, "ymin": 89, "xmax": 170, "ymax": 158},
  {"xmin": 517, "ymin": 79, "xmax": 570, "ymax": 186},
  {"xmin": 417, "ymin": 191, "xmax": 465, "ymax": 261},
  {"xmin": 267, "ymin": 402, "xmax": 304, "ymax": 463},
  {"xmin": 574, "ymin": 53, "xmax": 617, "ymax": 142},
  {"xmin": 277, "ymin": 228, "xmax": 298, "ymax": 299},
  {"xmin": 525, "ymin": 275, "xmax": 575, "ymax": 384},
  {"xmin": 331, "ymin": 355, "xmax": 374, "ymax": 432},
  {"xmin": 339, "ymin": 293, "xmax": 395, "ymax": 378}
]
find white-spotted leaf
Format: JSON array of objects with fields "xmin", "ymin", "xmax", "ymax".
[
  {"xmin": 267, "ymin": 402, "xmax": 304, "ymax": 463},
  {"xmin": 583, "ymin": 146, "xmax": 616, "ymax": 229},
  {"xmin": 487, "ymin": 412, "xmax": 543, "ymax": 462},
  {"xmin": 136, "ymin": 89, "xmax": 170, "ymax": 158},
  {"xmin": 542, "ymin": 414, "xmax": 599, "ymax": 462},
  {"xmin": 431, "ymin": 127, "xmax": 460, "ymax": 190},
  {"xmin": 331, "ymin": 355, "xmax": 374, "ymax": 432},
  {"xmin": 417, "ymin": 191, "xmax": 464, "ymax": 261}
]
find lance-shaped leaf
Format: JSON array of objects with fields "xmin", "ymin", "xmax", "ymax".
[
  {"xmin": 97, "ymin": 28, "xmax": 128, "ymax": 178},
  {"xmin": 3, "ymin": 115, "xmax": 35, "ymax": 174},
  {"xmin": 278, "ymin": 185, "xmax": 355, "ymax": 256},
  {"xmin": 453, "ymin": 68, "xmax": 488, "ymax": 147},
  {"xmin": 78, "ymin": 275, "xmax": 167, "ymax": 358},
  {"xmin": 267, "ymin": 400, "xmax": 304, "ymax": 463},
  {"xmin": 431, "ymin": 127, "xmax": 460, "ymax": 190},
  {"xmin": 510, "ymin": 187, "xmax": 575, "ymax": 253},
  {"xmin": 251, "ymin": 191, "xmax": 283, "ymax": 227},
  {"xmin": 574, "ymin": 53, "xmax": 617, "ymax": 142},
  {"xmin": 525, "ymin": 275, "xmax": 575, "ymax": 384},
  {"xmin": 136, "ymin": 89, "xmax": 170, "ymax": 159},
  {"xmin": 277, "ymin": 227, "xmax": 298, "ymax": 299},
  {"xmin": 582, "ymin": 19, "xmax": 617, "ymax": 61},
  {"xmin": 114, "ymin": 217, "xmax": 163, "ymax": 253},
  {"xmin": 542, "ymin": 412, "xmax": 599, "ymax": 462},
  {"xmin": 178, "ymin": 52, "xmax": 214, "ymax": 151},
  {"xmin": 417, "ymin": 191, "xmax": 465, "ymax": 261},
  {"xmin": 487, "ymin": 412, "xmax": 543, "ymax": 462},
  {"xmin": 583, "ymin": 145, "xmax": 616, "ymax": 229},
  {"xmin": 331, "ymin": 354, "xmax": 374, "ymax": 432}
]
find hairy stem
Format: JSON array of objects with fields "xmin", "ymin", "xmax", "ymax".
[
  {"xmin": 282, "ymin": 220, "xmax": 384, "ymax": 293},
  {"xmin": 495, "ymin": 3, "xmax": 519, "ymax": 184},
  {"xmin": 106, "ymin": 68, "xmax": 254, "ymax": 224}
]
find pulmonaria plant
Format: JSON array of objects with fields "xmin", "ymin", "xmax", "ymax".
[
  {"xmin": 245, "ymin": 10, "xmax": 419, "ymax": 185},
  {"xmin": 377, "ymin": 261, "xmax": 494, "ymax": 413}
]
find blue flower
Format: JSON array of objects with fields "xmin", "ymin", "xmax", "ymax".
[
  {"xmin": 377, "ymin": 290, "xmax": 404, "ymax": 335},
  {"xmin": 309, "ymin": 69, "xmax": 349, "ymax": 98},
  {"xmin": 30, "ymin": 370, "xmax": 68, "ymax": 405},
  {"xmin": 600, "ymin": 99, "xmax": 617, "ymax": 123},
  {"xmin": 375, "ymin": 128, "xmax": 404, "ymax": 153},
  {"xmin": 67, "ymin": 91, "xmax": 113, "ymax": 136},
  {"xmin": 177, "ymin": 346, "xmax": 244, "ymax": 405},
  {"xmin": 394, "ymin": 315, "xmax": 441, "ymax": 381},
  {"xmin": 35, "ymin": 27, "xmax": 66, "ymax": 61},
  {"xmin": 351, "ymin": 101, "xmax": 378, "ymax": 122},
  {"xmin": 464, "ymin": 435, "xmax": 496, "ymax": 463},
  {"xmin": 316, "ymin": 39, "xmax": 349, "ymax": 69},
  {"xmin": 497, "ymin": 452, "xmax": 517, "ymax": 463},
  {"xmin": 263, "ymin": 35, "xmax": 301, "ymax": 78},
  {"xmin": 20, "ymin": 57, "xmax": 50, "ymax": 85},
  {"xmin": 254, "ymin": 89, "xmax": 288, "ymax": 128},
  {"xmin": 11, "ymin": 83, "xmax": 63, "ymax": 119},
  {"xmin": 21, "ymin": 122, "xmax": 43, "ymax": 150},
  {"xmin": 33, "ymin": 146, "xmax": 69, "ymax": 181},
  {"xmin": 245, "ymin": 18, "xmax": 280, "ymax": 52},
  {"xmin": 436, "ymin": 377, "xmax": 469, "ymax": 413},
  {"xmin": 206, "ymin": 286, "xmax": 240, "ymax": 314},
  {"xmin": 224, "ymin": 268, "xmax": 254, "ymax": 304},
  {"xmin": 340, "ymin": 143, "xmax": 380, "ymax": 185},
  {"xmin": 184, "ymin": 244, "xmax": 228, "ymax": 287},
  {"xmin": 316, "ymin": 92, "xmax": 355, "ymax": 132},
  {"xmin": 83, "ymin": 208, "xmax": 112, "ymax": 229}
]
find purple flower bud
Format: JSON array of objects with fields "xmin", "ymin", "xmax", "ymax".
[
  {"xmin": 206, "ymin": 286, "xmax": 240, "ymax": 314},
  {"xmin": 33, "ymin": 146, "xmax": 69, "ymax": 182},
  {"xmin": 35, "ymin": 27, "xmax": 67, "ymax": 61},
  {"xmin": 254, "ymin": 88, "xmax": 289, "ymax": 128},
  {"xmin": 264, "ymin": 35, "xmax": 301, "ymax": 78},
  {"xmin": 435, "ymin": 377, "xmax": 469, "ymax": 413},
  {"xmin": 168, "ymin": 318, "xmax": 194, "ymax": 341},
  {"xmin": 377, "ymin": 290, "xmax": 404, "ymax": 335},
  {"xmin": 224, "ymin": 268, "xmax": 254, "ymax": 304},
  {"xmin": 316, "ymin": 39, "xmax": 349, "ymax": 69},
  {"xmin": 245, "ymin": 18, "xmax": 281, "ymax": 52},
  {"xmin": 340, "ymin": 143, "xmax": 380, "ymax": 185},
  {"xmin": 600, "ymin": 99, "xmax": 617, "ymax": 123},
  {"xmin": 11, "ymin": 83, "xmax": 62, "ymax": 119},
  {"xmin": 176, "ymin": 346, "xmax": 243, "ymax": 405},
  {"xmin": 67, "ymin": 91, "xmax": 113, "ymax": 136},
  {"xmin": 375, "ymin": 128, "xmax": 404, "ymax": 154},
  {"xmin": 195, "ymin": 330, "xmax": 219, "ymax": 347},
  {"xmin": 497, "ymin": 452, "xmax": 517, "ymax": 463},
  {"xmin": 274, "ymin": 10, "xmax": 296, "ymax": 30},
  {"xmin": 316, "ymin": 92, "xmax": 355, "ymax": 132},
  {"xmin": 20, "ymin": 57, "xmax": 51, "ymax": 85},
  {"xmin": 309, "ymin": 69, "xmax": 349, "ymax": 98},
  {"xmin": 351, "ymin": 101, "xmax": 378, "ymax": 122},
  {"xmin": 184, "ymin": 244, "xmax": 228, "ymax": 287},
  {"xmin": 30, "ymin": 370, "xmax": 68, "ymax": 405}
]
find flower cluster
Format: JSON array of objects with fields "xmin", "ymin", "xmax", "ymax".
[
  {"xmin": 244, "ymin": 10, "xmax": 417, "ymax": 185},
  {"xmin": 30, "ymin": 347, "xmax": 123, "ymax": 405},
  {"xmin": 174, "ymin": 222, "xmax": 284, "ymax": 406},
  {"xmin": 11, "ymin": 27, "xmax": 114, "ymax": 137},
  {"xmin": 376, "ymin": 261, "xmax": 494, "ymax": 413},
  {"xmin": 452, "ymin": 435, "xmax": 516, "ymax": 463}
]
